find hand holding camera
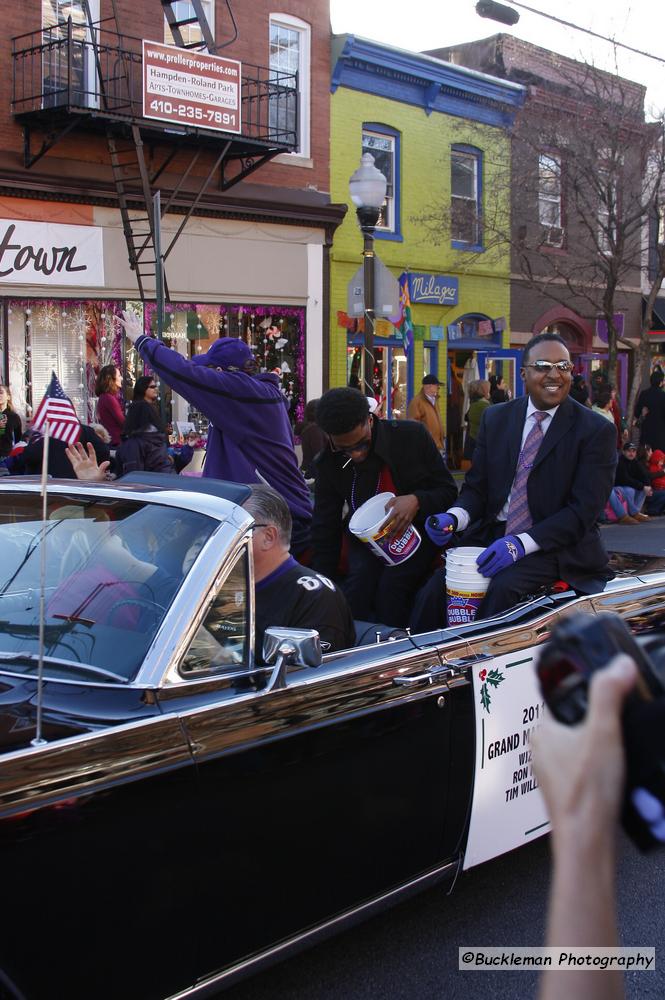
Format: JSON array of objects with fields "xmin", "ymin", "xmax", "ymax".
[{"xmin": 536, "ymin": 612, "xmax": 665, "ymax": 851}]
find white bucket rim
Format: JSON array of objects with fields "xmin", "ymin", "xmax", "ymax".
[{"xmin": 348, "ymin": 492, "xmax": 396, "ymax": 535}]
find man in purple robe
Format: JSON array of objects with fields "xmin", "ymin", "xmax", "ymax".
[{"xmin": 120, "ymin": 311, "xmax": 312, "ymax": 553}]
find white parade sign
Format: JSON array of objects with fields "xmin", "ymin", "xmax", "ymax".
[
  {"xmin": 463, "ymin": 651, "xmax": 551, "ymax": 869},
  {"xmin": 0, "ymin": 219, "xmax": 104, "ymax": 287}
]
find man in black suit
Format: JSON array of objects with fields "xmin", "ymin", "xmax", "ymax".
[
  {"xmin": 311, "ymin": 387, "xmax": 458, "ymax": 628},
  {"xmin": 423, "ymin": 333, "xmax": 617, "ymax": 621}
]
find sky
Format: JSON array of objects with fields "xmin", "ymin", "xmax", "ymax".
[{"xmin": 330, "ymin": 0, "xmax": 665, "ymax": 117}]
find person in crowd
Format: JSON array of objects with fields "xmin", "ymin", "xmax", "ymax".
[
  {"xmin": 489, "ymin": 374, "xmax": 510, "ymax": 404},
  {"xmin": 311, "ymin": 387, "xmax": 457, "ymax": 628},
  {"xmin": 615, "ymin": 441, "xmax": 652, "ymax": 514},
  {"xmin": 424, "ymin": 333, "xmax": 616, "ymax": 622},
  {"xmin": 89, "ymin": 422, "xmax": 111, "ymax": 446},
  {"xmin": 601, "ymin": 486, "xmax": 648, "ymax": 525},
  {"xmin": 569, "ymin": 373, "xmax": 591, "ymax": 407},
  {"xmin": 132, "ymin": 375, "xmax": 160, "ymax": 407},
  {"xmin": 295, "ymin": 399, "xmax": 328, "ymax": 480},
  {"xmin": 244, "ymin": 484, "xmax": 355, "ymax": 661},
  {"xmin": 115, "ymin": 399, "xmax": 174, "ymax": 476},
  {"xmin": 533, "ymin": 655, "xmax": 637, "ymax": 1000},
  {"xmin": 0, "ymin": 384, "xmax": 22, "ymax": 460},
  {"xmin": 94, "ymin": 364, "xmax": 125, "ymax": 447},
  {"xmin": 463, "ymin": 379, "xmax": 490, "ymax": 461},
  {"xmin": 120, "ymin": 311, "xmax": 312, "ymax": 556},
  {"xmin": 634, "ymin": 369, "xmax": 665, "ymax": 451},
  {"xmin": 407, "ymin": 374, "xmax": 445, "ymax": 453},
  {"xmin": 21, "ymin": 423, "xmax": 110, "ymax": 479},
  {"xmin": 609, "ymin": 385, "xmax": 623, "ymax": 450},
  {"xmin": 646, "ymin": 447, "xmax": 665, "ymax": 497},
  {"xmin": 637, "ymin": 443, "xmax": 665, "ymax": 515},
  {"xmin": 591, "ymin": 387, "xmax": 615, "ymax": 424}
]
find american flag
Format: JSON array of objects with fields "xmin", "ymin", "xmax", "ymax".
[{"xmin": 32, "ymin": 373, "xmax": 81, "ymax": 446}]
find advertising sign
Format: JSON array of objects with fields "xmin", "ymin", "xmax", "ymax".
[
  {"xmin": 0, "ymin": 220, "xmax": 104, "ymax": 286},
  {"xmin": 143, "ymin": 41, "xmax": 241, "ymax": 134},
  {"xmin": 463, "ymin": 652, "xmax": 551, "ymax": 869},
  {"xmin": 407, "ymin": 272, "xmax": 459, "ymax": 306}
]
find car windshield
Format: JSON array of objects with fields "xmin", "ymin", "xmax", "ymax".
[{"xmin": 0, "ymin": 492, "xmax": 216, "ymax": 682}]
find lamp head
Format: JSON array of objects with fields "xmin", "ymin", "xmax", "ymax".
[{"xmin": 349, "ymin": 153, "xmax": 388, "ymax": 210}]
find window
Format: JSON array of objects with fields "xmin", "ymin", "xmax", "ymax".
[
  {"xmin": 451, "ymin": 147, "xmax": 482, "ymax": 249},
  {"xmin": 164, "ymin": 1, "xmax": 214, "ymax": 51},
  {"xmin": 181, "ymin": 548, "xmax": 249, "ymax": 674},
  {"xmin": 538, "ymin": 153, "xmax": 563, "ymax": 247},
  {"xmin": 598, "ymin": 154, "xmax": 619, "ymax": 256},
  {"xmin": 362, "ymin": 126, "xmax": 400, "ymax": 236},
  {"xmin": 269, "ymin": 14, "xmax": 310, "ymax": 157}
]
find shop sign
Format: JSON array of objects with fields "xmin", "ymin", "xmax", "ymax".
[
  {"xmin": 143, "ymin": 41, "xmax": 241, "ymax": 134},
  {"xmin": 407, "ymin": 272, "xmax": 459, "ymax": 306},
  {"xmin": 463, "ymin": 651, "xmax": 550, "ymax": 869},
  {"xmin": 0, "ymin": 220, "xmax": 104, "ymax": 286}
]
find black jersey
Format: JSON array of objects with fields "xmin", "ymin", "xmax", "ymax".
[{"xmin": 255, "ymin": 557, "xmax": 355, "ymax": 662}]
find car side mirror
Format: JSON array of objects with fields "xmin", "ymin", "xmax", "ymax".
[{"xmin": 262, "ymin": 627, "xmax": 322, "ymax": 692}]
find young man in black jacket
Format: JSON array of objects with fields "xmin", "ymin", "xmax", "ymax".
[{"xmin": 311, "ymin": 388, "xmax": 458, "ymax": 628}]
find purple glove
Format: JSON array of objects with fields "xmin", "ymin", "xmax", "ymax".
[
  {"xmin": 476, "ymin": 534, "xmax": 525, "ymax": 578},
  {"xmin": 425, "ymin": 513, "xmax": 458, "ymax": 548}
]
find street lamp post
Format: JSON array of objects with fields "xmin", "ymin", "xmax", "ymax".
[{"xmin": 349, "ymin": 153, "xmax": 387, "ymax": 398}]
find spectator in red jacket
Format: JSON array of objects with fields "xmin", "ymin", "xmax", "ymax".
[
  {"xmin": 95, "ymin": 364, "xmax": 125, "ymax": 447},
  {"xmin": 647, "ymin": 449, "xmax": 665, "ymax": 490}
]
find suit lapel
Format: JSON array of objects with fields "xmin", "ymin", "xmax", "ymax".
[{"xmin": 533, "ymin": 396, "xmax": 575, "ymax": 468}]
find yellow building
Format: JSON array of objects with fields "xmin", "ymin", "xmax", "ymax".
[{"xmin": 330, "ymin": 35, "xmax": 525, "ymax": 465}]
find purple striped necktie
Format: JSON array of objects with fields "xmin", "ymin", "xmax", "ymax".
[{"xmin": 505, "ymin": 411, "xmax": 548, "ymax": 535}]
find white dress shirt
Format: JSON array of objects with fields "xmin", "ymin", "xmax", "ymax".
[{"xmin": 448, "ymin": 399, "xmax": 559, "ymax": 554}]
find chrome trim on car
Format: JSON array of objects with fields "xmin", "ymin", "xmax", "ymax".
[
  {"xmin": 166, "ymin": 858, "xmax": 461, "ymax": 999},
  {"xmin": 0, "ymin": 714, "xmax": 192, "ymax": 818}
]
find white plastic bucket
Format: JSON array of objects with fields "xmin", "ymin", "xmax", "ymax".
[
  {"xmin": 445, "ymin": 547, "xmax": 489, "ymax": 625},
  {"xmin": 348, "ymin": 491, "xmax": 421, "ymax": 566}
]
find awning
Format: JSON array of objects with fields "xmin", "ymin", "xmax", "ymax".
[{"xmin": 645, "ymin": 295, "xmax": 665, "ymax": 332}]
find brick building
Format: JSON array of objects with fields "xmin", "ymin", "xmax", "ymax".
[
  {"xmin": 428, "ymin": 34, "xmax": 651, "ymax": 410},
  {"xmin": 0, "ymin": 0, "xmax": 345, "ymax": 430}
]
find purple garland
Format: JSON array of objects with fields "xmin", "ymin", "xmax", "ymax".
[{"xmin": 9, "ymin": 298, "xmax": 306, "ymax": 423}]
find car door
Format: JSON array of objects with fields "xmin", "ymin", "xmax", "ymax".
[
  {"xmin": 158, "ymin": 546, "xmax": 474, "ymax": 985},
  {"xmin": 0, "ymin": 689, "xmax": 201, "ymax": 1000}
]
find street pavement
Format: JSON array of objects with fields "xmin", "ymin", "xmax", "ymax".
[
  {"xmin": 223, "ymin": 832, "xmax": 663, "ymax": 999},
  {"xmin": 222, "ymin": 521, "xmax": 665, "ymax": 1000}
]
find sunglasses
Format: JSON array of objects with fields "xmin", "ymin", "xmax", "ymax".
[{"xmin": 523, "ymin": 361, "xmax": 574, "ymax": 374}]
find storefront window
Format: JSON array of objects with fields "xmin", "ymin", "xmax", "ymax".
[
  {"xmin": 6, "ymin": 298, "xmax": 125, "ymax": 422},
  {"xmin": 4, "ymin": 299, "xmax": 305, "ymax": 434},
  {"xmin": 144, "ymin": 302, "xmax": 306, "ymax": 432},
  {"xmin": 346, "ymin": 339, "xmax": 406, "ymax": 418}
]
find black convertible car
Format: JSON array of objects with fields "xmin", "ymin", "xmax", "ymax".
[{"xmin": 0, "ymin": 475, "xmax": 663, "ymax": 999}]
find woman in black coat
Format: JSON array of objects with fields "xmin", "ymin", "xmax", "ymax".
[
  {"xmin": 635, "ymin": 370, "xmax": 665, "ymax": 451},
  {"xmin": 115, "ymin": 400, "xmax": 174, "ymax": 476}
]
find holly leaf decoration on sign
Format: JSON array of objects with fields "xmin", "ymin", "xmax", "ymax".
[{"xmin": 479, "ymin": 666, "xmax": 505, "ymax": 713}]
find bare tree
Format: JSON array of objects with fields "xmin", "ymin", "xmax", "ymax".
[{"xmin": 417, "ymin": 52, "xmax": 665, "ymax": 410}]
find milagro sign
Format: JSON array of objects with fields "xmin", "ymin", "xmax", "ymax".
[
  {"xmin": 407, "ymin": 272, "xmax": 459, "ymax": 306},
  {"xmin": 143, "ymin": 41, "xmax": 241, "ymax": 134},
  {"xmin": 0, "ymin": 220, "xmax": 104, "ymax": 286}
]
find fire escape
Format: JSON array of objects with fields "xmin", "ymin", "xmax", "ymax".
[{"xmin": 11, "ymin": 0, "xmax": 298, "ymax": 302}]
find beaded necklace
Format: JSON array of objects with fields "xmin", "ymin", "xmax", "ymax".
[{"xmin": 350, "ymin": 468, "xmax": 382, "ymax": 512}]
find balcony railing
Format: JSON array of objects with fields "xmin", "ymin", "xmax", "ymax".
[{"xmin": 12, "ymin": 18, "xmax": 299, "ymax": 150}]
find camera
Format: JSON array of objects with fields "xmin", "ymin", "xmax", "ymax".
[{"xmin": 537, "ymin": 612, "xmax": 665, "ymax": 850}]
